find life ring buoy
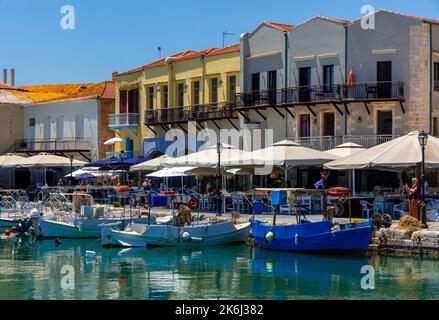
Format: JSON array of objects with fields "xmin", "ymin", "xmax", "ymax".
[
  {"xmin": 188, "ymin": 196, "xmax": 199, "ymax": 210},
  {"xmin": 329, "ymin": 187, "xmax": 350, "ymax": 198}
]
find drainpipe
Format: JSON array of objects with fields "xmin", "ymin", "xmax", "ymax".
[
  {"xmin": 284, "ymin": 32, "xmax": 289, "ymax": 139},
  {"xmin": 201, "ymin": 55, "xmax": 206, "ymax": 105},
  {"xmin": 430, "ymin": 23, "xmax": 433, "ymax": 134},
  {"xmin": 344, "ymin": 25, "xmax": 348, "ymax": 136}
]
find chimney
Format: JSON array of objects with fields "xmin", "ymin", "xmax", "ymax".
[
  {"xmin": 2, "ymin": 69, "xmax": 7, "ymax": 84},
  {"xmin": 10, "ymin": 68, "xmax": 15, "ymax": 87}
]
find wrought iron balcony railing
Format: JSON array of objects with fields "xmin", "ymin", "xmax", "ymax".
[
  {"xmin": 292, "ymin": 135, "xmax": 399, "ymax": 151},
  {"xmin": 109, "ymin": 113, "xmax": 139, "ymax": 128},
  {"xmin": 14, "ymin": 138, "xmax": 91, "ymax": 153},
  {"xmin": 237, "ymin": 82, "xmax": 404, "ymax": 109},
  {"xmin": 144, "ymin": 102, "xmax": 237, "ymax": 125}
]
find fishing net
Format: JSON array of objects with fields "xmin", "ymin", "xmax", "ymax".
[
  {"xmin": 174, "ymin": 205, "xmax": 192, "ymax": 225},
  {"xmin": 396, "ymin": 215, "xmax": 421, "ymax": 232}
]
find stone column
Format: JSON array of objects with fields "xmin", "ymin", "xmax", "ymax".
[{"xmin": 407, "ymin": 24, "xmax": 431, "ymax": 132}]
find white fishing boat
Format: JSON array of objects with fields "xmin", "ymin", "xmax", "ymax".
[
  {"xmin": 39, "ymin": 213, "xmax": 158, "ymax": 239},
  {"xmin": 101, "ymin": 220, "xmax": 251, "ymax": 248}
]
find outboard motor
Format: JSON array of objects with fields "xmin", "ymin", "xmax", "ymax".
[{"xmin": 17, "ymin": 208, "xmax": 42, "ymax": 237}]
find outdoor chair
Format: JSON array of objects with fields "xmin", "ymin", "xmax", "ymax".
[
  {"xmin": 301, "ymin": 196, "xmax": 312, "ymax": 212},
  {"xmin": 393, "ymin": 202, "xmax": 407, "ymax": 220},
  {"xmin": 198, "ymin": 194, "xmax": 209, "ymax": 212},
  {"xmin": 360, "ymin": 200, "xmax": 374, "ymax": 219},
  {"xmin": 279, "ymin": 205, "xmax": 295, "ymax": 215}
]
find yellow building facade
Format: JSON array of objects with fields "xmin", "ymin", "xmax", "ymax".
[{"xmin": 111, "ymin": 44, "xmax": 240, "ymax": 158}]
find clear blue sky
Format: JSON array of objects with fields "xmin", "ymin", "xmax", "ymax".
[{"xmin": 1, "ymin": 0, "xmax": 438, "ymax": 86}]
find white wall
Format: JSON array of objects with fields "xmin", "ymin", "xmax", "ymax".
[{"xmin": 23, "ymin": 99, "xmax": 99, "ymax": 160}]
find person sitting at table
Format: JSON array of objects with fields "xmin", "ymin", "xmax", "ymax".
[
  {"xmin": 402, "ymin": 177, "xmax": 421, "ymax": 219},
  {"xmin": 141, "ymin": 178, "xmax": 152, "ymax": 192},
  {"xmin": 76, "ymin": 180, "xmax": 86, "ymax": 191},
  {"xmin": 191, "ymin": 183, "xmax": 200, "ymax": 194},
  {"xmin": 321, "ymin": 170, "xmax": 331, "ymax": 189}
]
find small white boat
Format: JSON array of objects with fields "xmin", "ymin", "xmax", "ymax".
[
  {"xmin": 39, "ymin": 215, "xmax": 157, "ymax": 239},
  {"xmin": 102, "ymin": 220, "xmax": 251, "ymax": 248}
]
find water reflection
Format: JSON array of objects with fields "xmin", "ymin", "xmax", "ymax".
[{"xmin": 0, "ymin": 237, "xmax": 439, "ymax": 300}]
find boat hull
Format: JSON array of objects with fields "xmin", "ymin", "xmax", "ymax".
[
  {"xmin": 251, "ymin": 220, "xmax": 373, "ymax": 254},
  {"xmin": 108, "ymin": 221, "xmax": 251, "ymax": 248},
  {"xmin": 0, "ymin": 218, "xmax": 21, "ymax": 229},
  {"xmin": 39, "ymin": 217, "xmax": 156, "ymax": 239}
]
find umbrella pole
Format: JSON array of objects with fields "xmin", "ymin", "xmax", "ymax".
[
  {"xmin": 284, "ymin": 165, "xmax": 288, "ymax": 187},
  {"xmin": 352, "ymin": 170, "xmax": 356, "ymax": 197}
]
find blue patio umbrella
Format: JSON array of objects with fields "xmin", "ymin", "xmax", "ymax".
[
  {"xmin": 84, "ymin": 157, "xmax": 122, "ymax": 168},
  {"xmin": 75, "ymin": 173, "xmax": 97, "ymax": 181},
  {"xmin": 121, "ymin": 156, "xmax": 150, "ymax": 166}
]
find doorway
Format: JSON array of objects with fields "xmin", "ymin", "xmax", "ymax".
[
  {"xmin": 268, "ymin": 70, "xmax": 277, "ymax": 105},
  {"xmin": 299, "ymin": 114, "xmax": 311, "ymax": 137},
  {"xmin": 377, "ymin": 61, "xmax": 392, "ymax": 98},
  {"xmin": 125, "ymin": 138, "xmax": 134, "ymax": 159},
  {"xmin": 322, "ymin": 112, "xmax": 335, "ymax": 136},
  {"xmin": 376, "ymin": 110, "xmax": 393, "ymax": 135},
  {"xmin": 299, "ymin": 67, "xmax": 311, "ymax": 102}
]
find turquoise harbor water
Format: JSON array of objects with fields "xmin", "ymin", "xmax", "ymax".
[{"xmin": 1, "ymin": 236, "xmax": 439, "ymax": 300}]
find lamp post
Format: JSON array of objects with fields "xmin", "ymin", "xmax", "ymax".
[
  {"xmin": 418, "ymin": 131, "xmax": 429, "ymax": 229},
  {"xmin": 69, "ymin": 155, "xmax": 74, "ymax": 186},
  {"xmin": 216, "ymin": 141, "xmax": 223, "ymax": 216},
  {"xmin": 120, "ymin": 151, "xmax": 125, "ymax": 185}
]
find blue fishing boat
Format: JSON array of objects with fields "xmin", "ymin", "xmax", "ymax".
[
  {"xmin": 251, "ymin": 219, "xmax": 373, "ymax": 253},
  {"xmin": 250, "ymin": 188, "xmax": 373, "ymax": 254}
]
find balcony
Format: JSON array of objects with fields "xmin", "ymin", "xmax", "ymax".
[
  {"xmin": 292, "ymin": 135, "xmax": 399, "ymax": 151},
  {"xmin": 13, "ymin": 138, "xmax": 91, "ymax": 153},
  {"xmin": 144, "ymin": 102, "xmax": 238, "ymax": 126},
  {"xmin": 236, "ymin": 82, "xmax": 405, "ymax": 110},
  {"xmin": 109, "ymin": 113, "xmax": 139, "ymax": 130}
]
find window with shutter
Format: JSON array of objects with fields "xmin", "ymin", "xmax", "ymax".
[
  {"xmin": 128, "ymin": 89, "xmax": 139, "ymax": 113},
  {"xmin": 119, "ymin": 90, "xmax": 127, "ymax": 113}
]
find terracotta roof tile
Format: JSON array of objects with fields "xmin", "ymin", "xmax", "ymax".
[
  {"xmin": 114, "ymin": 45, "xmax": 240, "ymax": 77},
  {"xmin": 378, "ymin": 9, "xmax": 439, "ymax": 25},
  {"xmin": 17, "ymin": 81, "xmax": 114, "ymax": 104},
  {"xmin": 0, "ymin": 82, "xmax": 24, "ymax": 91},
  {"xmin": 264, "ymin": 21, "xmax": 295, "ymax": 31},
  {"xmin": 205, "ymin": 43, "xmax": 240, "ymax": 56},
  {"xmin": 316, "ymin": 16, "xmax": 352, "ymax": 25}
]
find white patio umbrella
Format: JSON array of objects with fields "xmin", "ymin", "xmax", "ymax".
[
  {"xmin": 104, "ymin": 137, "xmax": 124, "ymax": 145},
  {"xmin": 15, "ymin": 153, "xmax": 87, "ymax": 185},
  {"xmin": 64, "ymin": 167, "xmax": 107, "ymax": 178},
  {"xmin": 16, "ymin": 153, "xmax": 87, "ymax": 168},
  {"xmin": 229, "ymin": 139, "xmax": 339, "ymax": 184},
  {"xmin": 130, "ymin": 155, "xmax": 173, "ymax": 171},
  {"xmin": 147, "ymin": 166, "xmax": 196, "ymax": 191},
  {"xmin": 0, "ymin": 154, "xmax": 27, "ymax": 168},
  {"xmin": 324, "ymin": 142, "xmax": 366, "ymax": 158},
  {"xmin": 147, "ymin": 167, "xmax": 196, "ymax": 178},
  {"xmin": 324, "ymin": 131, "xmax": 439, "ymax": 170},
  {"xmin": 164, "ymin": 143, "xmax": 251, "ymax": 168},
  {"xmin": 0, "ymin": 154, "xmax": 27, "ymax": 189},
  {"xmin": 231, "ymin": 140, "xmax": 339, "ymax": 167},
  {"xmin": 325, "ymin": 143, "xmax": 366, "ymax": 197}
]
